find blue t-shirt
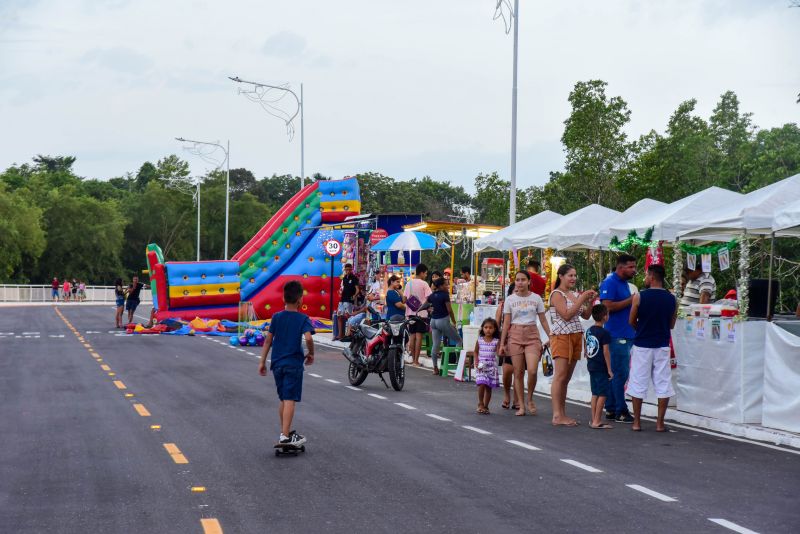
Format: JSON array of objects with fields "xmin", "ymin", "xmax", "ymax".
[
  {"xmin": 634, "ymin": 288, "xmax": 676, "ymax": 348},
  {"xmin": 427, "ymin": 290, "xmax": 451, "ymax": 319},
  {"xmin": 385, "ymin": 289, "xmax": 403, "ymax": 319},
  {"xmin": 268, "ymin": 310, "xmax": 315, "ymax": 370},
  {"xmin": 585, "ymin": 325, "xmax": 611, "ymax": 373},
  {"xmin": 599, "ymin": 272, "xmax": 635, "ymax": 339}
]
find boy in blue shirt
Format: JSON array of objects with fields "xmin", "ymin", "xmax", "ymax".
[
  {"xmin": 585, "ymin": 304, "xmax": 614, "ymax": 429},
  {"xmin": 258, "ymin": 280, "xmax": 316, "ymax": 447}
]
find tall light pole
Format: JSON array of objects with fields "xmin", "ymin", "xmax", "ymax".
[
  {"xmin": 175, "ymin": 137, "xmax": 231, "ymax": 260},
  {"xmin": 494, "ymin": 0, "xmax": 520, "ymax": 226},
  {"xmin": 228, "ymin": 76, "xmax": 304, "ymax": 192}
]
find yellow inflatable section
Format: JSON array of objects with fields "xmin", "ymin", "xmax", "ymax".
[
  {"xmin": 169, "ymin": 282, "xmax": 240, "ymax": 298},
  {"xmin": 319, "ymin": 200, "xmax": 361, "ymax": 214}
]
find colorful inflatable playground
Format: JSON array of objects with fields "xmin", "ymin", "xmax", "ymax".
[{"xmin": 138, "ymin": 177, "xmax": 362, "ymax": 336}]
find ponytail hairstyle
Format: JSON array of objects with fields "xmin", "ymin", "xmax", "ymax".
[{"xmin": 553, "ymin": 264, "xmax": 576, "ymax": 291}]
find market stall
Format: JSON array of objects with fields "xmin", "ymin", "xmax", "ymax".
[{"xmin": 762, "ymin": 321, "xmax": 800, "ymax": 433}]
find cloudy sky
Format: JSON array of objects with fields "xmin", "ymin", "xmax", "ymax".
[{"xmin": 1, "ymin": 0, "xmax": 798, "ymax": 192}]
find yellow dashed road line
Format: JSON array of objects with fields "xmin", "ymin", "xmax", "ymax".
[
  {"xmin": 113, "ymin": 380, "xmax": 126, "ymax": 389},
  {"xmin": 101, "ymin": 365, "xmax": 111, "ymax": 371},
  {"xmin": 133, "ymin": 403, "xmax": 151, "ymax": 417},
  {"xmin": 163, "ymin": 443, "xmax": 189, "ymax": 464},
  {"xmin": 201, "ymin": 518, "xmax": 223, "ymax": 534}
]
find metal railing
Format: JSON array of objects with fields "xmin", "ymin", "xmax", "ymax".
[{"xmin": 0, "ymin": 285, "xmax": 153, "ymax": 303}]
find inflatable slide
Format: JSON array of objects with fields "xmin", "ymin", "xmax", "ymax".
[{"xmin": 146, "ymin": 177, "xmax": 361, "ymax": 321}]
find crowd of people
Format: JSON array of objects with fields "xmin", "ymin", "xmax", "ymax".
[
  {"xmin": 50, "ymin": 277, "xmax": 87, "ymax": 302},
  {"xmin": 334, "ymin": 254, "xmax": 679, "ymax": 431}
]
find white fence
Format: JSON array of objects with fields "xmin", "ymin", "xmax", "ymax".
[{"xmin": 0, "ymin": 285, "xmax": 153, "ymax": 303}]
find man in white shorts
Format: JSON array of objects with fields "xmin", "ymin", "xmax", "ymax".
[{"xmin": 628, "ymin": 264, "xmax": 677, "ymax": 432}]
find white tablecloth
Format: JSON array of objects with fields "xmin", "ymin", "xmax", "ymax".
[
  {"xmin": 762, "ymin": 321, "xmax": 800, "ymax": 433},
  {"xmin": 673, "ymin": 318, "xmax": 766, "ymax": 424}
]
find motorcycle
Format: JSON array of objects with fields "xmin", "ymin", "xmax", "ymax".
[{"xmin": 341, "ymin": 304, "xmax": 430, "ymax": 391}]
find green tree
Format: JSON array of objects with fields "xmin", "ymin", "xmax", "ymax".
[
  {"xmin": 744, "ymin": 123, "xmax": 800, "ymax": 191},
  {"xmin": 0, "ymin": 184, "xmax": 46, "ymax": 281},
  {"xmin": 709, "ymin": 91, "xmax": 755, "ymax": 192}
]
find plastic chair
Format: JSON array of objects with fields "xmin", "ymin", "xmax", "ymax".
[{"xmin": 439, "ymin": 346, "xmax": 463, "ymax": 377}]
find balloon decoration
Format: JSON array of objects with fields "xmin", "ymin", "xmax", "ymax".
[{"xmin": 645, "ymin": 241, "xmax": 664, "ymax": 270}]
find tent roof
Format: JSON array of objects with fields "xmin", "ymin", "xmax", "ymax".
[
  {"xmin": 609, "ymin": 186, "xmax": 744, "ymax": 242},
  {"xmin": 473, "ymin": 210, "xmax": 562, "ymax": 252},
  {"xmin": 773, "ymin": 198, "xmax": 800, "ymax": 233},
  {"xmin": 678, "ymin": 174, "xmax": 800, "ymax": 239},
  {"xmin": 527, "ymin": 204, "xmax": 621, "ymax": 250},
  {"xmin": 590, "ymin": 198, "xmax": 667, "ymax": 248}
]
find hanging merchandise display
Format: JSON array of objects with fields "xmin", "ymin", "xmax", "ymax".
[
  {"xmin": 608, "ymin": 227, "xmax": 656, "ymax": 252},
  {"xmin": 543, "ymin": 248, "xmax": 553, "ymax": 304},
  {"xmin": 718, "ymin": 248, "xmax": 731, "ymax": 271},
  {"xmin": 679, "ymin": 238, "xmax": 738, "ymax": 256},
  {"xmin": 687, "ymin": 254, "xmax": 697, "ymax": 271},
  {"xmin": 672, "ymin": 243, "xmax": 683, "ymax": 298},
  {"xmin": 645, "ymin": 241, "xmax": 664, "ymax": 270},
  {"xmin": 737, "ymin": 233, "xmax": 750, "ymax": 319},
  {"xmin": 701, "ymin": 253, "xmax": 712, "ymax": 273}
]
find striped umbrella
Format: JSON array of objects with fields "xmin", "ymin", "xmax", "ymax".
[{"xmin": 370, "ymin": 231, "xmax": 448, "ymax": 251}]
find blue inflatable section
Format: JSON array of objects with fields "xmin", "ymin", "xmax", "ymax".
[
  {"xmin": 318, "ymin": 178, "xmax": 359, "ymax": 198},
  {"xmin": 167, "ymin": 261, "xmax": 240, "ymax": 287},
  {"xmin": 281, "ymin": 229, "xmax": 347, "ymax": 277}
]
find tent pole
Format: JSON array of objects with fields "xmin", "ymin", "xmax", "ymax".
[
  {"xmin": 766, "ymin": 232, "xmax": 775, "ymax": 321},
  {"xmin": 473, "ymin": 242, "xmax": 479, "ymax": 303},
  {"xmin": 450, "ymin": 238, "xmax": 455, "ymax": 295}
]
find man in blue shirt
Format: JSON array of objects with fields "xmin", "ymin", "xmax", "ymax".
[
  {"xmin": 599, "ymin": 254, "xmax": 637, "ymax": 423},
  {"xmin": 258, "ymin": 281, "xmax": 316, "ymax": 447},
  {"xmin": 628, "ymin": 264, "xmax": 677, "ymax": 432}
]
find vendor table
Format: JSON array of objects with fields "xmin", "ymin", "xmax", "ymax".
[
  {"xmin": 762, "ymin": 321, "xmax": 800, "ymax": 433},
  {"xmin": 673, "ymin": 318, "xmax": 766, "ymax": 424}
]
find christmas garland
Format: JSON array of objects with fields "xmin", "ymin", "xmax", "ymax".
[
  {"xmin": 679, "ymin": 239, "xmax": 738, "ymax": 256},
  {"xmin": 737, "ymin": 234, "xmax": 749, "ymax": 320},
  {"xmin": 672, "ymin": 243, "xmax": 683, "ymax": 299},
  {"xmin": 609, "ymin": 227, "xmax": 656, "ymax": 252}
]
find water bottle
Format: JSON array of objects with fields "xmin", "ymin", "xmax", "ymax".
[{"xmin": 469, "ymin": 310, "xmax": 475, "ymax": 326}]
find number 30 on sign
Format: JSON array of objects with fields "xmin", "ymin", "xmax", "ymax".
[{"xmin": 324, "ymin": 240, "xmax": 342, "ymax": 256}]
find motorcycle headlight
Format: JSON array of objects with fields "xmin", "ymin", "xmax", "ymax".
[{"xmin": 389, "ymin": 322, "xmax": 402, "ymax": 336}]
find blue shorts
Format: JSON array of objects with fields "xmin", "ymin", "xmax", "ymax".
[
  {"xmin": 589, "ymin": 371, "xmax": 610, "ymax": 397},
  {"xmin": 126, "ymin": 298, "xmax": 140, "ymax": 312},
  {"xmin": 116, "ymin": 296, "xmax": 125, "ymax": 307},
  {"xmin": 273, "ymin": 365, "xmax": 304, "ymax": 402}
]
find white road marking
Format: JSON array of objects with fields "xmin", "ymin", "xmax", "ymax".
[
  {"xmin": 325, "ymin": 379, "xmax": 341, "ymax": 384},
  {"xmin": 107, "ymin": 330, "xmax": 119, "ymax": 334},
  {"xmin": 560, "ymin": 459, "xmax": 603, "ymax": 473},
  {"xmin": 309, "ymin": 373, "xmax": 322, "ymax": 378},
  {"xmin": 462, "ymin": 425, "xmax": 492, "ymax": 435},
  {"xmin": 237, "ymin": 349, "xmax": 247, "ymax": 352},
  {"xmin": 22, "ymin": 332, "xmax": 40, "ymax": 335},
  {"xmin": 426, "ymin": 413, "xmax": 451, "ymax": 422},
  {"xmin": 345, "ymin": 386, "xmax": 361, "ymax": 391},
  {"xmin": 368, "ymin": 393, "xmax": 387, "ymax": 400},
  {"xmin": 85, "ymin": 330, "xmax": 102, "ymax": 334},
  {"xmin": 506, "ymin": 439, "xmax": 541, "ymax": 451},
  {"xmin": 626, "ymin": 484, "xmax": 677, "ymax": 502},
  {"xmin": 707, "ymin": 518, "xmax": 759, "ymax": 534},
  {"xmin": 394, "ymin": 403, "xmax": 417, "ymax": 410}
]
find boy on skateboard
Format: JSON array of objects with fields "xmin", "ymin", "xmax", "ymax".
[{"xmin": 258, "ymin": 281, "xmax": 316, "ymax": 447}]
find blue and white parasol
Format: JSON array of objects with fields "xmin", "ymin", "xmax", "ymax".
[{"xmin": 370, "ymin": 231, "xmax": 448, "ymax": 252}]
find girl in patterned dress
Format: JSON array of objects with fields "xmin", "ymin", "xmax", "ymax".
[{"xmin": 474, "ymin": 318, "xmax": 500, "ymax": 414}]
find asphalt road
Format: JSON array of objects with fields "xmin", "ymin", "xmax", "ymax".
[{"xmin": 1, "ymin": 305, "xmax": 798, "ymax": 534}]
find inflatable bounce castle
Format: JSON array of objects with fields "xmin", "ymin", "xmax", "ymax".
[{"xmin": 146, "ymin": 177, "xmax": 361, "ymax": 321}]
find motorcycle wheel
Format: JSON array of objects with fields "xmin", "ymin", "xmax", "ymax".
[
  {"xmin": 348, "ymin": 361, "xmax": 368, "ymax": 386},
  {"xmin": 387, "ymin": 348, "xmax": 404, "ymax": 391}
]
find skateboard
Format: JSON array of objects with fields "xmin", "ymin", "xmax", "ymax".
[{"xmin": 274, "ymin": 442, "xmax": 306, "ymax": 456}]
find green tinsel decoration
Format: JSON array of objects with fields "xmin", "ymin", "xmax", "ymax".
[
  {"xmin": 678, "ymin": 239, "xmax": 738, "ymax": 256},
  {"xmin": 608, "ymin": 227, "xmax": 657, "ymax": 252}
]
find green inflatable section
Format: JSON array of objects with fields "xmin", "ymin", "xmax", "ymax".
[{"xmin": 238, "ymin": 196, "xmax": 320, "ymax": 281}]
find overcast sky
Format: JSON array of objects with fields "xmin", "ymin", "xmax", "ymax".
[{"xmin": 1, "ymin": 0, "xmax": 798, "ymax": 192}]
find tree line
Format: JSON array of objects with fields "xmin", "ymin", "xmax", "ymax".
[{"xmin": 1, "ymin": 80, "xmax": 798, "ymax": 293}]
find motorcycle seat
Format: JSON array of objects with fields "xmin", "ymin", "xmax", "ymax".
[{"xmin": 359, "ymin": 324, "xmax": 380, "ymax": 339}]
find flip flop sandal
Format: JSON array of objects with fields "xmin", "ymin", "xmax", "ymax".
[
  {"xmin": 655, "ymin": 427, "xmax": 670, "ymax": 433},
  {"xmin": 514, "ymin": 409, "xmax": 526, "ymax": 416},
  {"xmin": 527, "ymin": 402, "xmax": 537, "ymax": 415},
  {"xmin": 631, "ymin": 427, "xmax": 643, "ymax": 432},
  {"xmin": 501, "ymin": 401, "xmax": 510, "ymax": 409},
  {"xmin": 590, "ymin": 424, "xmax": 613, "ymax": 430}
]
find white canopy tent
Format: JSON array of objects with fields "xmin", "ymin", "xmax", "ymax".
[
  {"xmin": 590, "ymin": 198, "xmax": 667, "ymax": 249},
  {"xmin": 679, "ymin": 174, "xmax": 800, "ymax": 240},
  {"xmin": 528, "ymin": 204, "xmax": 621, "ymax": 250},
  {"xmin": 473, "ymin": 210, "xmax": 562, "ymax": 252},
  {"xmin": 773, "ymin": 198, "xmax": 800, "ymax": 233},
  {"xmin": 609, "ymin": 186, "xmax": 744, "ymax": 242}
]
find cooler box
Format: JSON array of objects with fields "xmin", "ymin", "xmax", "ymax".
[{"xmin": 462, "ymin": 325, "xmax": 480, "ymax": 352}]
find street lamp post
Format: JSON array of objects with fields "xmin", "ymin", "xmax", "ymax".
[
  {"xmin": 228, "ymin": 76, "xmax": 304, "ymax": 192},
  {"xmin": 494, "ymin": 0, "xmax": 520, "ymax": 226},
  {"xmin": 175, "ymin": 137, "xmax": 231, "ymax": 260}
]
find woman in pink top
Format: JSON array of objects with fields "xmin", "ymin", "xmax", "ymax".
[
  {"xmin": 403, "ymin": 263, "xmax": 432, "ymax": 366},
  {"xmin": 62, "ymin": 280, "xmax": 71, "ymax": 302}
]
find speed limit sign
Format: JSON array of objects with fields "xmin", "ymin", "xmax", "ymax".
[{"xmin": 324, "ymin": 239, "xmax": 342, "ymax": 256}]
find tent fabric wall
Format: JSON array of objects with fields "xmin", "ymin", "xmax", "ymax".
[
  {"xmin": 590, "ymin": 198, "xmax": 666, "ymax": 248},
  {"xmin": 679, "ymin": 173, "xmax": 800, "ymax": 240},
  {"xmin": 610, "ymin": 186, "xmax": 744, "ymax": 242},
  {"xmin": 762, "ymin": 322, "xmax": 800, "ymax": 433},
  {"xmin": 473, "ymin": 210, "xmax": 562, "ymax": 252},
  {"xmin": 772, "ymin": 198, "xmax": 800, "ymax": 233},
  {"xmin": 528, "ymin": 204, "xmax": 621, "ymax": 250}
]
